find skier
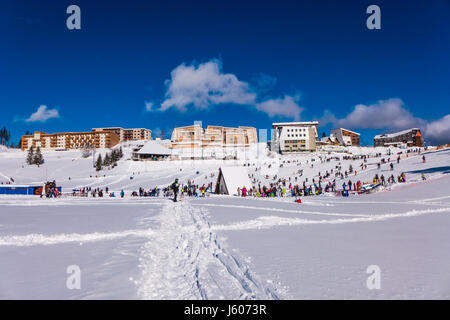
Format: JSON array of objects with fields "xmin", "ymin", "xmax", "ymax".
[
  {"xmin": 120, "ymin": 189, "xmax": 124, "ymax": 198},
  {"xmin": 171, "ymin": 178, "xmax": 180, "ymax": 202},
  {"xmin": 422, "ymin": 155, "xmax": 426, "ymax": 163}
]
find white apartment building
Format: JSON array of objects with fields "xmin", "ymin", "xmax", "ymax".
[{"xmin": 272, "ymin": 121, "xmax": 319, "ymax": 153}]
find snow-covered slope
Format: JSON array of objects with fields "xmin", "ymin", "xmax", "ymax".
[{"xmin": 0, "ymin": 146, "xmax": 449, "ymax": 299}]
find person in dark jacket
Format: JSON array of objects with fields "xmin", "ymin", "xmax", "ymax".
[{"xmin": 171, "ymin": 178, "xmax": 180, "ymax": 202}]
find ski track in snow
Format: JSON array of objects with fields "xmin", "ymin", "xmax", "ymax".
[
  {"xmin": 136, "ymin": 200, "xmax": 283, "ymax": 300},
  {"xmin": 2, "ymin": 200, "xmax": 450, "ymax": 246},
  {"xmin": 0, "ymin": 229, "xmax": 155, "ymax": 247},
  {"xmin": 193, "ymin": 203, "xmax": 371, "ymax": 218},
  {"xmin": 212, "ymin": 207, "xmax": 450, "ymax": 231},
  {"xmin": 0, "ymin": 198, "xmax": 167, "ymax": 206}
]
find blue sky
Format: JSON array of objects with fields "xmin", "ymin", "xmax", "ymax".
[{"xmin": 1, "ymin": 0, "xmax": 449, "ymax": 146}]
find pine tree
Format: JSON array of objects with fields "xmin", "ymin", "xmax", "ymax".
[
  {"xmin": 26, "ymin": 146, "xmax": 34, "ymax": 165},
  {"xmin": 110, "ymin": 150, "xmax": 117, "ymax": 163},
  {"xmin": 0, "ymin": 126, "xmax": 8, "ymax": 145},
  {"xmin": 96, "ymin": 154, "xmax": 103, "ymax": 171},
  {"xmin": 103, "ymin": 153, "xmax": 110, "ymax": 166},
  {"xmin": 33, "ymin": 147, "xmax": 43, "ymax": 167}
]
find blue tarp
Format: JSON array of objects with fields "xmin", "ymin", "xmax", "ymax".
[{"xmin": 0, "ymin": 185, "xmax": 61, "ymax": 195}]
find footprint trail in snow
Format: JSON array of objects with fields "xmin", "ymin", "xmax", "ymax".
[{"xmin": 136, "ymin": 200, "xmax": 284, "ymax": 300}]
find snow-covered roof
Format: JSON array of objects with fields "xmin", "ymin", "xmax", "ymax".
[
  {"xmin": 220, "ymin": 166, "xmax": 252, "ymax": 196},
  {"xmin": 374, "ymin": 128, "xmax": 420, "ymax": 139},
  {"xmin": 136, "ymin": 141, "xmax": 171, "ymax": 155},
  {"xmin": 332, "ymin": 128, "xmax": 361, "ymax": 136},
  {"xmin": 272, "ymin": 121, "xmax": 318, "ymax": 127},
  {"xmin": 320, "ymin": 135, "xmax": 339, "ymax": 144}
]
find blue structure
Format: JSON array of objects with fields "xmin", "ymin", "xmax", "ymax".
[{"xmin": 0, "ymin": 185, "xmax": 61, "ymax": 195}]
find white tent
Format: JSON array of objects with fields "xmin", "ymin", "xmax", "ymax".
[{"xmin": 215, "ymin": 166, "xmax": 252, "ymax": 196}]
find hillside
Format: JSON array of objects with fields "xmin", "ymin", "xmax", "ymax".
[{"xmin": 0, "ymin": 145, "xmax": 449, "ymax": 299}]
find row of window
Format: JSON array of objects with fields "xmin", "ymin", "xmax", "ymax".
[
  {"xmin": 287, "ymin": 133, "xmax": 306, "ymax": 138},
  {"xmin": 284, "ymin": 140, "xmax": 306, "ymax": 143},
  {"xmin": 286, "ymin": 128, "xmax": 307, "ymax": 132}
]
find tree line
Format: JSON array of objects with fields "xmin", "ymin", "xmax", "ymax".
[
  {"xmin": 26, "ymin": 146, "xmax": 44, "ymax": 166},
  {"xmin": 0, "ymin": 126, "xmax": 12, "ymax": 147},
  {"xmin": 96, "ymin": 147, "xmax": 123, "ymax": 171},
  {"xmin": 0, "ymin": 126, "xmax": 33, "ymax": 149}
]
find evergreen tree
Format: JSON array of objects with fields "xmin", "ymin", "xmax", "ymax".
[
  {"xmin": 119, "ymin": 147, "xmax": 123, "ymax": 159},
  {"xmin": 33, "ymin": 147, "xmax": 43, "ymax": 167},
  {"xmin": 96, "ymin": 154, "xmax": 103, "ymax": 171},
  {"xmin": 110, "ymin": 150, "xmax": 117, "ymax": 163},
  {"xmin": 0, "ymin": 126, "xmax": 10, "ymax": 145},
  {"xmin": 103, "ymin": 153, "xmax": 110, "ymax": 166},
  {"xmin": 26, "ymin": 146, "xmax": 34, "ymax": 165}
]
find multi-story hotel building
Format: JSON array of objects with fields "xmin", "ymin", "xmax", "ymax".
[
  {"xmin": 92, "ymin": 127, "xmax": 151, "ymax": 142},
  {"xmin": 374, "ymin": 128, "xmax": 423, "ymax": 147},
  {"xmin": 21, "ymin": 131, "xmax": 120, "ymax": 151},
  {"xmin": 170, "ymin": 125, "xmax": 258, "ymax": 149},
  {"xmin": 271, "ymin": 122, "xmax": 319, "ymax": 153},
  {"xmin": 330, "ymin": 128, "xmax": 361, "ymax": 146}
]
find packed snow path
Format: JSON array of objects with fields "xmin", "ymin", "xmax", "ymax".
[
  {"xmin": 137, "ymin": 200, "xmax": 280, "ymax": 300},
  {"xmin": 0, "ymin": 197, "xmax": 282, "ymax": 299}
]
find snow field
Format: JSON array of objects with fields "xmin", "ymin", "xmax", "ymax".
[{"xmin": 0, "ymin": 145, "xmax": 449, "ymax": 299}]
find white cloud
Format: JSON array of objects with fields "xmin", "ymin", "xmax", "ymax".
[
  {"xmin": 160, "ymin": 60, "xmax": 256, "ymax": 112},
  {"xmin": 322, "ymin": 98, "xmax": 450, "ymax": 145},
  {"xmin": 323, "ymin": 98, "xmax": 425, "ymax": 130},
  {"xmin": 424, "ymin": 114, "xmax": 450, "ymax": 145},
  {"xmin": 25, "ymin": 105, "xmax": 60, "ymax": 122},
  {"xmin": 255, "ymin": 95, "xmax": 303, "ymax": 121}
]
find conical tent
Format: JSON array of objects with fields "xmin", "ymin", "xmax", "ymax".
[{"xmin": 215, "ymin": 166, "xmax": 252, "ymax": 196}]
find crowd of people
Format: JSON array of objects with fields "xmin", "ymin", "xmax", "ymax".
[
  {"xmin": 232, "ymin": 151, "xmax": 422, "ymax": 199},
  {"xmin": 41, "ymin": 180, "xmax": 60, "ymax": 198},
  {"xmin": 34, "ymin": 148, "xmax": 426, "ymax": 201}
]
